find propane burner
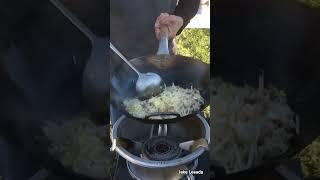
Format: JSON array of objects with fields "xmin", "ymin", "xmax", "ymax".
[
  {"xmin": 142, "ymin": 136, "xmax": 182, "ymax": 161},
  {"xmin": 112, "ymin": 114, "xmax": 210, "ymax": 178}
]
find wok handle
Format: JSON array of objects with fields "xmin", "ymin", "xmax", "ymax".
[
  {"xmin": 157, "ymin": 26, "xmax": 170, "ymax": 55},
  {"xmin": 145, "ymin": 112, "xmax": 180, "ymax": 120}
]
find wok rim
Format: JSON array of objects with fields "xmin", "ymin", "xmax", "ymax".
[
  {"xmin": 29, "ymin": 118, "xmax": 113, "ymax": 180},
  {"xmin": 114, "ymin": 54, "xmax": 210, "ymax": 124},
  {"xmin": 210, "ymin": 121, "xmax": 303, "ymax": 176}
]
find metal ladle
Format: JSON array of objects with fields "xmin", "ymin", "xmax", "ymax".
[
  {"xmin": 110, "ymin": 43, "xmax": 165, "ymax": 100},
  {"xmin": 49, "ymin": 0, "xmax": 108, "ymax": 116},
  {"xmin": 109, "ymin": 26, "xmax": 170, "ymax": 100}
]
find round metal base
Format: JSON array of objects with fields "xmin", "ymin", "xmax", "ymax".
[{"xmin": 111, "ymin": 114, "xmax": 210, "ymax": 168}]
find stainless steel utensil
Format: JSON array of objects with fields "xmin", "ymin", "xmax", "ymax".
[
  {"xmin": 110, "ymin": 42, "xmax": 164, "ymax": 100},
  {"xmin": 50, "ymin": 0, "xmax": 108, "ymax": 116}
]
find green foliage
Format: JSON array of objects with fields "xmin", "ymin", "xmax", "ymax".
[
  {"xmin": 299, "ymin": 0, "xmax": 320, "ymax": 8},
  {"xmin": 176, "ymin": 28, "xmax": 210, "ymax": 64}
]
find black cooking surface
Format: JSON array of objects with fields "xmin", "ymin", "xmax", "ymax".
[
  {"xmin": 0, "ymin": 0, "xmax": 108, "ymax": 179},
  {"xmin": 212, "ymin": 0, "xmax": 320, "ymax": 179},
  {"xmin": 0, "ymin": 0, "xmax": 108, "ymax": 136},
  {"xmin": 0, "ymin": 136, "xmax": 41, "ymax": 180},
  {"xmin": 213, "ymin": 0, "xmax": 320, "ymax": 148}
]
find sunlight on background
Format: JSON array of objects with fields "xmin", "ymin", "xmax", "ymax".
[
  {"xmin": 187, "ymin": 0, "xmax": 210, "ymax": 29},
  {"xmin": 176, "ymin": 0, "xmax": 210, "ymax": 63}
]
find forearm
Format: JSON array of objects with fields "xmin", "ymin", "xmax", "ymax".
[{"xmin": 174, "ymin": 0, "xmax": 200, "ymax": 35}]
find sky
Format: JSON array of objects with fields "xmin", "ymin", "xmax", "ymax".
[{"xmin": 186, "ymin": 0, "xmax": 210, "ymax": 28}]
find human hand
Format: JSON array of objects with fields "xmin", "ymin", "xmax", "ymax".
[{"xmin": 155, "ymin": 13, "xmax": 184, "ymax": 39}]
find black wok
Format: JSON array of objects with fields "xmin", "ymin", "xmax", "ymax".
[
  {"xmin": 212, "ymin": 0, "xmax": 320, "ymax": 178},
  {"xmin": 50, "ymin": 0, "xmax": 108, "ymax": 120},
  {"xmin": 29, "ymin": 124, "xmax": 110, "ymax": 180},
  {"xmin": 210, "ymin": 67, "xmax": 307, "ymax": 178},
  {"xmin": 110, "ymin": 54, "xmax": 210, "ymax": 124},
  {"xmin": 211, "ymin": 65, "xmax": 317, "ymax": 178},
  {"xmin": 0, "ymin": 0, "xmax": 109, "ymax": 179}
]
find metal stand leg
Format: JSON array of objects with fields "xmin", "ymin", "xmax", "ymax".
[
  {"xmin": 150, "ymin": 124, "xmax": 168, "ymax": 137},
  {"xmin": 157, "ymin": 124, "xmax": 167, "ymax": 136}
]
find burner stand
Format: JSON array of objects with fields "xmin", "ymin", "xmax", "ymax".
[{"xmin": 142, "ymin": 136, "xmax": 182, "ymax": 161}]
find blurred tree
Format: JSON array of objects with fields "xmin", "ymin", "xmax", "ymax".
[{"xmin": 176, "ymin": 28, "xmax": 210, "ymax": 64}]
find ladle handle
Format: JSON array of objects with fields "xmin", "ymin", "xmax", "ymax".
[
  {"xmin": 49, "ymin": 0, "xmax": 96, "ymax": 42},
  {"xmin": 109, "ymin": 42, "xmax": 140, "ymax": 75},
  {"xmin": 157, "ymin": 26, "xmax": 170, "ymax": 55}
]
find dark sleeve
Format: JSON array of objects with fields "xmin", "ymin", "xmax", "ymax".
[{"xmin": 174, "ymin": 0, "xmax": 200, "ymax": 35}]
